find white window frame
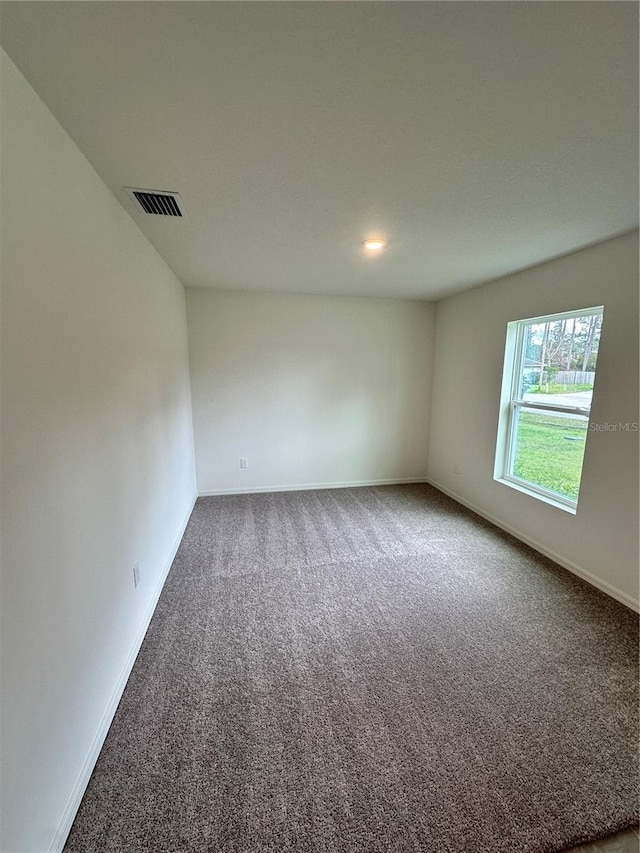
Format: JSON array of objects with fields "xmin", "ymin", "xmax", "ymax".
[{"xmin": 494, "ymin": 306, "xmax": 604, "ymax": 514}]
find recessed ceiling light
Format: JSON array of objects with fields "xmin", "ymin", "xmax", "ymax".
[{"xmin": 363, "ymin": 237, "xmax": 387, "ymax": 251}]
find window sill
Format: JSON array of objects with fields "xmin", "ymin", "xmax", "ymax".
[{"xmin": 494, "ymin": 476, "xmax": 577, "ymax": 515}]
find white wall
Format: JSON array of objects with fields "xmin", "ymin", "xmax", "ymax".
[
  {"xmin": 0, "ymin": 50, "xmax": 197, "ymax": 852},
  {"xmin": 428, "ymin": 231, "xmax": 639, "ymax": 607},
  {"xmin": 1, "ymin": 37, "xmax": 634, "ymax": 853},
  {"xmin": 187, "ymin": 289, "xmax": 435, "ymax": 494}
]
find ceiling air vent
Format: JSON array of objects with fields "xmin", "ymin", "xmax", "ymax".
[{"xmin": 125, "ymin": 187, "xmax": 184, "ymax": 217}]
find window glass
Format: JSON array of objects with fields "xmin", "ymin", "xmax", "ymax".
[{"xmin": 495, "ymin": 307, "xmax": 603, "ymax": 511}]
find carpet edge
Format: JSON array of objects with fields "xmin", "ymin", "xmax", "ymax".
[
  {"xmin": 47, "ymin": 494, "xmax": 198, "ymax": 853},
  {"xmin": 427, "ymin": 478, "xmax": 639, "ymax": 613}
]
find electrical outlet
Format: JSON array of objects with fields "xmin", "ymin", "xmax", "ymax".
[
  {"xmin": 240, "ymin": 457, "xmax": 248, "ymax": 469},
  {"xmin": 133, "ymin": 562, "xmax": 140, "ymax": 588}
]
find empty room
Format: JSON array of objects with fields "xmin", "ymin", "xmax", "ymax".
[{"xmin": 1, "ymin": 3, "xmax": 638, "ymax": 853}]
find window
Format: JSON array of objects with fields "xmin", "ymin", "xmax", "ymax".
[{"xmin": 494, "ymin": 306, "xmax": 604, "ymax": 513}]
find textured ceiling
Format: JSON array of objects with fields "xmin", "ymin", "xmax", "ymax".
[{"xmin": 1, "ymin": 1, "xmax": 637, "ymax": 299}]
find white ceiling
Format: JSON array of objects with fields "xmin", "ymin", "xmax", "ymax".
[{"xmin": 1, "ymin": 1, "xmax": 637, "ymax": 300}]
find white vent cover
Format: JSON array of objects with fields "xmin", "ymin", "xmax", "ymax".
[{"xmin": 125, "ymin": 187, "xmax": 184, "ymax": 217}]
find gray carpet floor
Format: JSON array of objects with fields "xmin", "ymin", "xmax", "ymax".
[{"xmin": 64, "ymin": 484, "xmax": 639, "ymax": 853}]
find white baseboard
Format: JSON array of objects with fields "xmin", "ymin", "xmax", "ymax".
[
  {"xmin": 427, "ymin": 479, "xmax": 639, "ymax": 613},
  {"xmin": 199, "ymin": 476, "xmax": 428, "ymax": 497},
  {"xmin": 48, "ymin": 493, "xmax": 197, "ymax": 853}
]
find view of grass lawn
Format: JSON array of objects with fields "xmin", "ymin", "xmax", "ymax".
[
  {"xmin": 512, "ymin": 411, "xmax": 587, "ymax": 500},
  {"xmin": 527, "ymin": 383, "xmax": 593, "ymax": 395}
]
